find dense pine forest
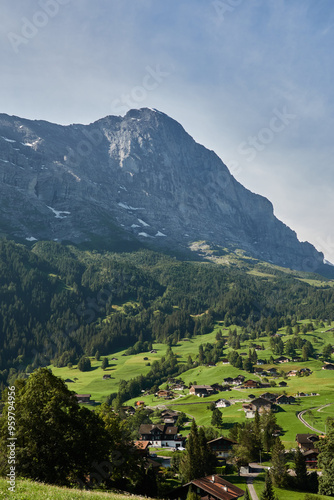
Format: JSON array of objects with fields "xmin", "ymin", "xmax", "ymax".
[{"xmin": 1, "ymin": 237, "xmax": 334, "ymax": 393}]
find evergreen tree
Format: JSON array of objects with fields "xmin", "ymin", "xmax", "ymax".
[
  {"xmin": 198, "ymin": 426, "xmax": 217, "ymax": 474},
  {"xmin": 211, "ymin": 408, "xmax": 223, "ymax": 429},
  {"xmin": 270, "ymin": 438, "xmax": 287, "ymax": 487},
  {"xmin": 322, "ymin": 344, "xmax": 332, "ymax": 361},
  {"xmin": 179, "ymin": 420, "xmax": 216, "ymax": 482},
  {"xmin": 294, "ymin": 449, "xmax": 308, "ymax": 490},
  {"xmin": 261, "ymin": 410, "xmax": 278, "ymax": 452},
  {"xmin": 318, "ymin": 419, "xmax": 334, "ymax": 496},
  {"xmin": 101, "ymin": 357, "xmax": 109, "ymax": 370},
  {"xmin": 260, "ymin": 471, "xmax": 277, "ymax": 500},
  {"xmin": 77, "ymin": 356, "xmax": 91, "ymax": 372}
]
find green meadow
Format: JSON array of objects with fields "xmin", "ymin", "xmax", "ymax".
[
  {"xmin": 0, "ymin": 478, "xmax": 149, "ymax": 500},
  {"xmin": 49, "ymin": 320, "xmax": 334, "ymax": 448},
  {"xmin": 253, "ymin": 473, "xmax": 332, "ymax": 499}
]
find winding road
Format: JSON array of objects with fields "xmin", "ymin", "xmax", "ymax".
[{"xmin": 297, "ymin": 403, "xmax": 332, "ymax": 433}]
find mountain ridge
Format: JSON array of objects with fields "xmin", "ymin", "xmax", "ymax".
[{"xmin": 0, "ymin": 107, "xmax": 326, "ymax": 274}]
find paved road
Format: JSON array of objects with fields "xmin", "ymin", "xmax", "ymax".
[
  {"xmin": 246, "ymin": 478, "xmax": 259, "ymax": 500},
  {"xmin": 240, "ymin": 463, "xmax": 266, "ymax": 500},
  {"xmin": 297, "ymin": 404, "xmax": 332, "ymax": 433}
]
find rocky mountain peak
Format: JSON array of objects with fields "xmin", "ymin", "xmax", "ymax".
[{"xmin": 0, "ymin": 108, "xmax": 325, "ymax": 273}]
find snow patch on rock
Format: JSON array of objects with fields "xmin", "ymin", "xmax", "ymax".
[
  {"xmin": 47, "ymin": 206, "xmax": 71, "ymax": 219},
  {"xmin": 138, "ymin": 218, "xmax": 150, "ymax": 227}
]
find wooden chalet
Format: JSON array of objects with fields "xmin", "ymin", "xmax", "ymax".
[
  {"xmin": 168, "ymin": 474, "xmax": 244, "ymax": 500},
  {"xmin": 75, "ymin": 394, "xmax": 91, "ymax": 403},
  {"xmin": 302, "ymin": 449, "xmax": 320, "ymax": 468},
  {"xmin": 207, "ymin": 436, "xmax": 237, "ymax": 461},
  {"xmin": 242, "ymin": 380, "xmax": 258, "ymax": 389},
  {"xmin": 189, "ymin": 385, "xmax": 215, "ymax": 397},
  {"xmin": 322, "ymin": 363, "xmax": 334, "ymax": 370},
  {"xmin": 275, "ymin": 356, "xmax": 290, "ymax": 363},
  {"xmin": 121, "ymin": 405, "xmax": 135, "ymax": 415},
  {"xmin": 260, "ymin": 392, "xmax": 278, "ymax": 402},
  {"xmin": 139, "ymin": 424, "xmax": 185, "ymax": 448},
  {"xmin": 215, "ymin": 399, "xmax": 231, "ymax": 408},
  {"xmin": 276, "ymin": 394, "xmax": 295, "ymax": 405},
  {"xmin": 223, "ymin": 377, "xmax": 234, "ymax": 385},
  {"xmin": 157, "ymin": 389, "xmax": 174, "ymax": 398},
  {"xmin": 296, "ymin": 434, "xmax": 320, "ymax": 452},
  {"xmin": 251, "ymin": 397, "xmax": 272, "ymax": 411}
]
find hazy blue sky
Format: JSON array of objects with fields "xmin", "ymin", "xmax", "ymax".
[{"xmin": 1, "ymin": 0, "xmax": 334, "ymax": 262}]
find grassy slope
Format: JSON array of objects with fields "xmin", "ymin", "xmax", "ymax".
[
  {"xmin": 252, "ymin": 473, "xmax": 330, "ymax": 500},
  {"xmin": 0, "ymin": 478, "xmax": 149, "ymax": 500},
  {"xmin": 49, "ymin": 321, "xmax": 334, "ymax": 448}
]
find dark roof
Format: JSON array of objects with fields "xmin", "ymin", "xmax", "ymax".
[
  {"xmin": 296, "ymin": 434, "xmax": 319, "ymax": 444},
  {"xmin": 260, "ymin": 392, "xmax": 277, "ymax": 400},
  {"xmin": 323, "ymin": 363, "xmax": 334, "ymax": 369},
  {"xmin": 139, "ymin": 424, "xmax": 178, "ymax": 435},
  {"xmin": 161, "ymin": 410, "xmax": 179, "ymax": 417},
  {"xmin": 302, "ymin": 449, "xmax": 319, "ymax": 457},
  {"xmin": 208, "ymin": 436, "xmax": 237, "ymax": 445},
  {"xmin": 191, "ymin": 475, "xmax": 244, "ymax": 500},
  {"xmin": 191, "ymin": 385, "xmax": 213, "ymax": 390},
  {"xmin": 251, "ymin": 397, "xmax": 272, "ymax": 407}
]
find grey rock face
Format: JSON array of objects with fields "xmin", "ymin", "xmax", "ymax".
[{"xmin": 0, "ymin": 107, "xmax": 324, "ymax": 271}]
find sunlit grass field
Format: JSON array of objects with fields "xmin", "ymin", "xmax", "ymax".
[
  {"xmin": 48, "ymin": 320, "xmax": 334, "ymax": 449},
  {"xmin": 0, "ymin": 478, "xmax": 149, "ymax": 500}
]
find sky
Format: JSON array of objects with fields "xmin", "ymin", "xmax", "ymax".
[{"xmin": 1, "ymin": 0, "xmax": 334, "ymax": 263}]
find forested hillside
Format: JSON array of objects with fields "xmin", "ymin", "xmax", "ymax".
[{"xmin": 0, "ymin": 238, "xmax": 334, "ymax": 391}]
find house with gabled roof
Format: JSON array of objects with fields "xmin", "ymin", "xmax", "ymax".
[
  {"xmin": 139, "ymin": 424, "xmax": 185, "ymax": 448},
  {"xmin": 167, "ymin": 474, "xmax": 244, "ymax": 500},
  {"xmin": 223, "ymin": 377, "xmax": 234, "ymax": 385},
  {"xmin": 322, "ymin": 363, "xmax": 334, "ymax": 370},
  {"xmin": 189, "ymin": 385, "xmax": 214, "ymax": 397},
  {"xmin": 207, "ymin": 436, "xmax": 237, "ymax": 460},
  {"xmin": 215, "ymin": 399, "xmax": 231, "ymax": 408},
  {"xmin": 296, "ymin": 434, "xmax": 320, "ymax": 452},
  {"xmin": 242, "ymin": 379, "xmax": 258, "ymax": 389},
  {"xmin": 276, "ymin": 394, "xmax": 295, "ymax": 405},
  {"xmin": 275, "ymin": 356, "xmax": 290, "ymax": 363},
  {"xmin": 302, "ymin": 449, "xmax": 320, "ymax": 468},
  {"xmin": 75, "ymin": 394, "xmax": 91, "ymax": 403},
  {"xmin": 260, "ymin": 392, "xmax": 278, "ymax": 402}
]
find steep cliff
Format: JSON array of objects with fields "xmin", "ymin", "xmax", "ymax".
[{"xmin": 0, "ymin": 107, "xmax": 324, "ymax": 272}]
